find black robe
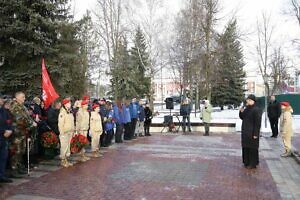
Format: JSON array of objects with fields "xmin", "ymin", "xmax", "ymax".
[{"xmin": 239, "ymin": 104, "xmax": 262, "ymax": 149}]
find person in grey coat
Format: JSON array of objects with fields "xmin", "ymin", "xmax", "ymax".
[
  {"xmin": 239, "ymin": 94, "xmax": 262, "ymax": 169},
  {"xmin": 201, "ymin": 100, "xmax": 212, "ymax": 136}
]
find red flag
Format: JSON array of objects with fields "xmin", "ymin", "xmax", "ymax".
[{"xmin": 42, "ymin": 58, "xmax": 59, "ymax": 108}]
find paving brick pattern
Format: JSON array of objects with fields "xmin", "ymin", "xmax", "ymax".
[{"xmin": 0, "ymin": 133, "xmax": 283, "ymax": 200}]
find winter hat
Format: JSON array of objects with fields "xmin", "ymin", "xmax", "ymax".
[
  {"xmin": 81, "ymin": 100, "xmax": 89, "ymax": 106},
  {"xmin": 246, "ymin": 94, "xmax": 256, "ymax": 102},
  {"xmin": 92, "ymin": 104, "xmax": 100, "ymax": 110},
  {"xmin": 280, "ymin": 101, "xmax": 290, "ymax": 107},
  {"xmin": 62, "ymin": 99, "xmax": 71, "ymax": 105}
]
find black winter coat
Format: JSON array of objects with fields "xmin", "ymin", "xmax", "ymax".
[
  {"xmin": 267, "ymin": 100, "xmax": 281, "ymax": 119},
  {"xmin": 144, "ymin": 107, "xmax": 152, "ymax": 126},
  {"xmin": 47, "ymin": 107, "xmax": 60, "ymax": 135},
  {"xmin": 239, "ymin": 104, "xmax": 262, "ymax": 149}
]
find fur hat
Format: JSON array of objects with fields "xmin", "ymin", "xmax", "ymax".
[{"xmin": 246, "ymin": 94, "xmax": 256, "ymax": 102}]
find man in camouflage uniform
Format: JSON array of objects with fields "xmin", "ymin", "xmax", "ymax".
[{"xmin": 10, "ymin": 92, "xmax": 36, "ymax": 176}]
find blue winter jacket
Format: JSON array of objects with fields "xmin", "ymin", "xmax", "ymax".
[
  {"xmin": 124, "ymin": 105, "xmax": 132, "ymax": 123},
  {"xmin": 129, "ymin": 102, "xmax": 138, "ymax": 119},
  {"xmin": 113, "ymin": 104, "xmax": 125, "ymax": 124},
  {"xmin": 138, "ymin": 105, "xmax": 145, "ymax": 121},
  {"xmin": 105, "ymin": 109, "xmax": 114, "ymax": 131}
]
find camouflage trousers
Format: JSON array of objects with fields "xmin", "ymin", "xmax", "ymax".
[{"xmin": 9, "ymin": 136, "xmax": 26, "ymax": 170}]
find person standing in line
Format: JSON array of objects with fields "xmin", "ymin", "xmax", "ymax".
[
  {"xmin": 99, "ymin": 98, "xmax": 107, "ymax": 147},
  {"xmin": 76, "ymin": 100, "xmax": 90, "ymax": 162},
  {"xmin": 113, "ymin": 99, "xmax": 125, "ymax": 143},
  {"xmin": 279, "ymin": 102, "xmax": 294, "ymax": 157},
  {"xmin": 0, "ymin": 100, "xmax": 14, "ymax": 183},
  {"xmin": 144, "ymin": 103, "xmax": 152, "ymax": 136},
  {"xmin": 89, "ymin": 104, "xmax": 103, "ymax": 157},
  {"xmin": 104, "ymin": 101, "xmax": 114, "ymax": 146},
  {"xmin": 47, "ymin": 101, "xmax": 61, "ymax": 136},
  {"xmin": 10, "ymin": 92, "xmax": 37, "ymax": 176},
  {"xmin": 239, "ymin": 94, "xmax": 262, "ymax": 169},
  {"xmin": 129, "ymin": 98, "xmax": 138, "ymax": 139},
  {"xmin": 201, "ymin": 100, "xmax": 212, "ymax": 136},
  {"xmin": 137, "ymin": 100, "xmax": 145, "ymax": 137},
  {"xmin": 267, "ymin": 95, "xmax": 281, "ymax": 138},
  {"xmin": 58, "ymin": 99, "xmax": 74, "ymax": 168},
  {"xmin": 123, "ymin": 99, "xmax": 132, "ymax": 140}
]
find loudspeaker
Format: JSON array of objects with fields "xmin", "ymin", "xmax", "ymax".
[
  {"xmin": 163, "ymin": 115, "xmax": 173, "ymax": 124},
  {"xmin": 165, "ymin": 97, "xmax": 174, "ymax": 109}
]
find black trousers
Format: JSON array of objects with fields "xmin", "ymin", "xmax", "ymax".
[
  {"xmin": 242, "ymin": 147, "xmax": 259, "ymax": 167},
  {"xmin": 100, "ymin": 131, "xmax": 106, "ymax": 147},
  {"xmin": 131, "ymin": 118, "xmax": 138, "ymax": 138},
  {"xmin": 144, "ymin": 120, "xmax": 151, "ymax": 136},
  {"xmin": 269, "ymin": 117, "xmax": 279, "ymax": 137},
  {"xmin": 182, "ymin": 115, "xmax": 191, "ymax": 132},
  {"xmin": 124, "ymin": 123, "xmax": 132, "ymax": 140},
  {"xmin": 115, "ymin": 123, "xmax": 124, "ymax": 143}
]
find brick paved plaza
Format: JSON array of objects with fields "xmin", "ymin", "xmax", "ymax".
[{"xmin": 1, "ymin": 133, "xmax": 299, "ymax": 200}]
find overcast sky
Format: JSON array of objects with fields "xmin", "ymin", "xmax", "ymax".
[{"xmin": 72, "ymin": 0, "xmax": 300, "ymax": 74}]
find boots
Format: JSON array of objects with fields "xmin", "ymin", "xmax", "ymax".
[
  {"xmin": 79, "ymin": 153, "xmax": 90, "ymax": 162},
  {"xmin": 66, "ymin": 158, "xmax": 73, "ymax": 167},
  {"xmin": 91, "ymin": 151, "xmax": 101, "ymax": 158},
  {"xmin": 61, "ymin": 159, "xmax": 69, "ymax": 168},
  {"xmin": 281, "ymin": 150, "xmax": 292, "ymax": 157},
  {"xmin": 61, "ymin": 158, "xmax": 73, "ymax": 167}
]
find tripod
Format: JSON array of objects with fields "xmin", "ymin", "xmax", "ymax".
[{"xmin": 173, "ymin": 113, "xmax": 182, "ymax": 132}]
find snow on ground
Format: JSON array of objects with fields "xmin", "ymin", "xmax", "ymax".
[{"xmin": 153, "ymin": 104, "xmax": 300, "ymax": 134}]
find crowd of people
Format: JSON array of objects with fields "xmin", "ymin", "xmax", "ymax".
[
  {"xmin": 0, "ymin": 92, "xmax": 153, "ymax": 183},
  {"xmin": 0, "ymin": 91, "xmax": 295, "ymax": 183}
]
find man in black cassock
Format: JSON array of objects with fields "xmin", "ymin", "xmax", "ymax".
[{"xmin": 239, "ymin": 94, "xmax": 262, "ymax": 169}]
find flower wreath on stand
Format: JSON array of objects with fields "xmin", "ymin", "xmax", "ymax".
[
  {"xmin": 70, "ymin": 133, "xmax": 89, "ymax": 154},
  {"xmin": 41, "ymin": 131, "xmax": 59, "ymax": 149}
]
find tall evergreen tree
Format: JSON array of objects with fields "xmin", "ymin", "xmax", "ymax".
[
  {"xmin": 110, "ymin": 37, "xmax": 138, "ymax": 99},
  {"xmin": 212, "ymin": 20, "xmax": 246, "ymax": 108},
  {"xmin": 130, "ymin": 27, "xmax": 151, "ymax": 99},
  {"xmin": 0, "ymin": 0, "xmax": 69, "ymax": 97},
  {"xmin": 0, "ymin": 1, "xmax": 89, "ymax": 99}
]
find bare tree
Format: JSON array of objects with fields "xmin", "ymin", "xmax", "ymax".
[
  {"xmin": 93, "ymin": 0, "xmax": 124, "ymax": 69},
  {"xmin": 256, "ymin": 12, "xmax": 274, "ymax": 97},
  {"xmin": 269, "ymin": 48, "xmax": 289, "ymax": 95},
  {"xmin": 291, "ymin": 0, "xmax": 300, "ymax": 26},
  {"xmin": 124, "ymin": 0, "xmax": 172, "ymax": 107},
  {"xmin": 171, "ymin": 0, "xmax": 219, "ymax": 109},
  {"xmin": 200, "ymin": 0, "xmax": 219, "ymax": 101}
]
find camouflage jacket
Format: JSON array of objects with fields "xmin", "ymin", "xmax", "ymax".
[{"xmin": 10, "ymin": 100, "xmax": 35, "ymax": 137}]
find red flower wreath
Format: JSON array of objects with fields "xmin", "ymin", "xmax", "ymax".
[
  {"xmin": 41, "ymin": 131, "xmax": 59, "ymax": 149},
  {"xmin": 70, "ymin": 134, "xmax": 89, "ymax": 154}
]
